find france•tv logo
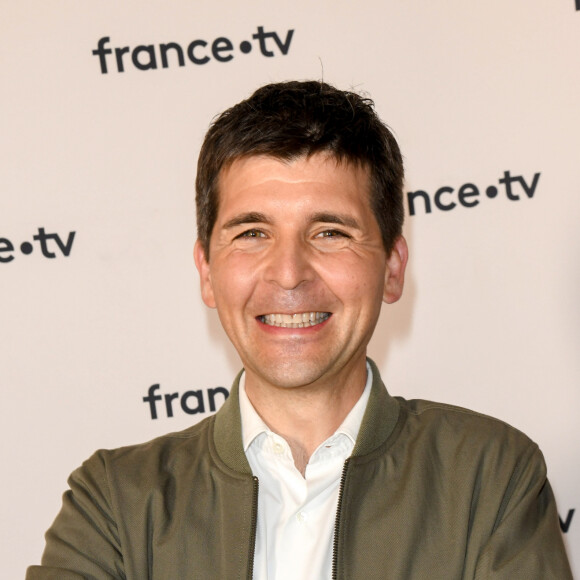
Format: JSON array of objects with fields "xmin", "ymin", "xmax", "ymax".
[{"xmin": 92, "ymin": 26, "xmax": 294, "ymax": 74}]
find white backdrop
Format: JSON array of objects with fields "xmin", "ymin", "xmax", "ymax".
[{"xmin": 2, "ymin": 0, "xmax": 579, "ymax": 576}]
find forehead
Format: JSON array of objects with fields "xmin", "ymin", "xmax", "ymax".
[{"xmin": 216, "ymin": 153, "xmax": 371, "ymax": 211}]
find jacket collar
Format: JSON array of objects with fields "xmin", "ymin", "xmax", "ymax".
[
  {"xmin": 213, "ymin": 358, "xmax": 400, "ymax": 474},
  {"xmin": 352, "ymin": 358, "xmax": 400, "ymax": 457}
]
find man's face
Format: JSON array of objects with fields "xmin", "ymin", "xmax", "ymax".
[{"xmin": 194, "ymin": 153, "xmax": 407, "ymax": 392}]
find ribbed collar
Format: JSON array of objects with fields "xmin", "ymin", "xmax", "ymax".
[{"xmin": 212, "ymin": 358, "xmax": 401, "ymax": 475}]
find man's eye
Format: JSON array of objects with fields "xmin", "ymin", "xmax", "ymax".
[
  {"xmin": 236, "ymin": 229, "xmax": 266, "ymax": 239},
  {"xmin": 317, "ymin": 229, "xmax": 348, "ymax": 238}
]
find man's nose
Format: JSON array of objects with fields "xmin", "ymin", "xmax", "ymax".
[{"xmin": 263, "ymin": 237, "xmax": 315, "ymax": 290}]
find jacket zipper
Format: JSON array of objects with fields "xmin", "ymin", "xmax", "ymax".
[
  {"xmin": 331, "ymin": 458, "xmax": 350, "ymax": 580},
  {"xmin": 247, "ymin": 476, "xmax": 259, "ymax": 580}
]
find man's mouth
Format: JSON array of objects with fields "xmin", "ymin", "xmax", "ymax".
[{"xmin": 258, "ymin": 312, "xmax": 331, "ymax": 328}]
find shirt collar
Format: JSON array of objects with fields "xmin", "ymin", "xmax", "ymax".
[
  {"xmin": 239, "ymin": 362, "xmax": 373, "ymax": 451},
  {"xmin": 239, "ymin": 372, "xmax": 270, "ymax": 451}
]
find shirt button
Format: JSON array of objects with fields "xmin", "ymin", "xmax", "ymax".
[
  {"xmin": 297, "ymin": 512, "xmax": 306, "ymax": 523},
  {"xmin": 273, "ymin": 442, "xmax": 284, "ymax": 454}
]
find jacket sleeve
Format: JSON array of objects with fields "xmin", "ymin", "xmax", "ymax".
[
  {"xmin": 474, "ymin": 444, "xmax": 573, "ymax": 579},
  {"xmin": 26, "ymin": 451, "xmax": 126, "ymax": 580}
]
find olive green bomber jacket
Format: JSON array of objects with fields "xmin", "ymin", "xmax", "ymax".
[{"xmin": 27, "ymin": 360, "xmax": 572, "ymax": 579}]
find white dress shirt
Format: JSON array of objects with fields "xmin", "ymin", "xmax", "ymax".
[{"xmin": 239, "ymin": 364, "xmax": 372, "ymax": 580}]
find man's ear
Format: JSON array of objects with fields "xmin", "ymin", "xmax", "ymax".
[
  {"xmin": 383, "ymin": 236, "xmax": 408, "ymax": 304},
  {"xmin": 194, "ymin": 240, "xmax": 216, "ymax": 308}
]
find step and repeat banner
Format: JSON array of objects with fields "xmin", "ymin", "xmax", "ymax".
[{"xmin": 2, "ymin": 0, "xmax": 579, "ymax": 576}]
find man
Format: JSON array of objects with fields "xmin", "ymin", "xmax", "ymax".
[{"xmin": 28, "ymin": 81, "xmax": 572, "ymax": 579}]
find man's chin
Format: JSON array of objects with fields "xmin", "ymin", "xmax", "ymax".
[{"xmin": 245, "ymin": 355, "xmax": 346, "ymax": 392}]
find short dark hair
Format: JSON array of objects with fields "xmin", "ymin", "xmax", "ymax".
[{"xmin": 195, "ymin": 80, "xmax": 404, "ymax": 257}]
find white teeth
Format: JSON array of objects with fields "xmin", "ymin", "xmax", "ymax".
[{"xmin": 261, "ymin": 312, "xmax": 330, "ymax": 328}]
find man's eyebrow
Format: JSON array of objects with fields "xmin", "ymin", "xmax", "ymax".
[
  {"xmin": 222, "ymin": 212, "xmax": 270, "ymax": 229},
  {"xmin": 310, "ymin": 212, "xmax": 362, "ymax": 230},
  {"xmin": 222, "ymin": 211, "xmax": 362, "ymax": 230}
]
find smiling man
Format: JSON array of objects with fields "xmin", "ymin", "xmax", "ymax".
[
  {"xmin": 195, "ymin": 154, "xmax": 406, "ymax": 479},
  {"xmin": 28, "ymin": 81, "xmax": 572, "ymax": 579}
]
